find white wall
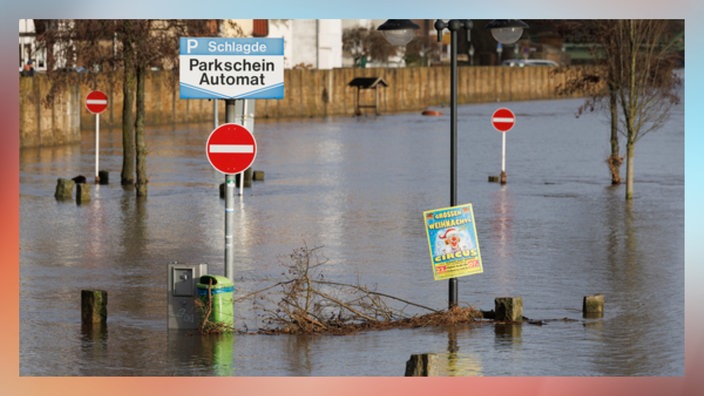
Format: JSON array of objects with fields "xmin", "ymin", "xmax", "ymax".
[
  {"xmin": 315, "ymin": 19, "xmax": 342, "ymax": 69},
  {"xmin": 268, "ymin": 19, "xmax": 342, "ymax": 70}
]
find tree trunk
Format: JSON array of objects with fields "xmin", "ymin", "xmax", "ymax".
[
  {"xmin": 135, "ymin": 64, "xmax": 148, "ymax": 197},
  {"xmin": 624, "ymin": 20, "xmax": 637, "ymax": 201},
  {"xmin": 625, "ymin": 140, "xmax": 635, "ymax": 200},
  {"xmin": 608, "ymin": 87, "xmax": 621, "ymax": 185},
  {"xmin": 121, "ymin": 35, "xmax": 136, "ymax": 186}
]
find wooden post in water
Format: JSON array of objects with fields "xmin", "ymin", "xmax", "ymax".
[
  {"xmin": 583, "ymin": 294, "xmax": 604, "ymax": 318},
  {"xmin": 98, "ymin": 170, "xmax": 109, "ymax": 185},
  {"xmin": 81, "ymin": 290, "xmax": 107, "ymax": 328},
  {"xmin": 252, "ymin": 170, "xmax": 265, "ymax": 181},
  {"xmin": 494, "ymin": 297, "xmax": 523, "ymax": 322},
  {"xmin": 76, "ymin": 182, "xmax": 91, "ymax": 205},
  {"xmin": 405, "ymin": 354, "xmax": 431, "ymax": 376},
  {"xmin": 54, "ymin": 178, "xmax": 74, "ymax": 201},
  {"xmin": 243, "ymin": 168, "xmax": 253, "ymax": 188}
]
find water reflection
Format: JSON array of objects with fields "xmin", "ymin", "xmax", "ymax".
[
  {"xmin": 283, "ymin": 335, "xmax": 314, "ymax": 376},
  {"xmin": 200, "ymin": 333, "xmax": 235, "ymax": 376},
  {"xmin": 164, "ymin": 331, "xmax": 237, "ymax": 376},
  {"xmin": 167, "ymin": 331, "xmax": 208, "ymax": 375},
  {"xmin": 405, "ymin": 351, "xmax": 484, "ymax": 376},
  {"xmin": 492, "ymin": 186, "xmax": 513, "ymax": 253},
  {"xmin": 80, "ymin": 322, "xmax": 108, "ymax": 371},
  {"xmin": 494, "ymin": 323, "xmax": 522, "ymax": 349},
  {"xmin": 445, "ymin": 327, "xmax": 483, "ymax": 376},
  {"xmin": 404, "ymin": 327, "xmax": 484, "ymax": 376},
  {"xmin": 490, "ymin": 185, "xmax": 513, "ymax": 289},
  {"xmin": 404, "ymin": 332, "xmax": 483, "ymax": 376}
]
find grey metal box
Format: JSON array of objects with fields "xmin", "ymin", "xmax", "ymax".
[
  {"xmin": 172, "ymin": 267, "xmax": 196, "ymax": 296},
  {"xmin": 167, "ymin": 263, "xmax": 208, "ymax": 330}
]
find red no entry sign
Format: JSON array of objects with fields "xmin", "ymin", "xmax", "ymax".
[
  {"xmin": 206, "ymin": 123, "xmax": 257, "ymax": 175},
  {"xmin": 86, "ymin": 90, "xmax": 108, "ymax": 114},
  {"xmin": 491, "ymin": 107, "xmax": 515, "ymax": 132}
]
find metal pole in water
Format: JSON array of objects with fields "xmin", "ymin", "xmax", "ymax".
[
  {"xmin": 224, "ymin": 99, "xmax": 236, "ymax": 281},
  {"xmin": 448, "ymin": 24, "xmax": 459, "ymax": 310},
  {"xmin": 95, "ymin": 113, "xmax": 100, "ymax": 183},
  {"xmin": 224, "ymin": 175, "xmax": 235, "ymax": 281},
  {"xmin": 214, "ymin": 98, "xmax": 219, "ymax": 129},
  {"xmin": 501, "ymin": 132, "xmax": 507, "ymax": 184},
  {"xmin": 235, "ymin": 100, "xmax": 255, "ymax": 196}
]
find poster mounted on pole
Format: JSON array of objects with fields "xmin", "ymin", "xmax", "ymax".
[{"xmin": 423, "ymin": 203, "xmax": 483, "ymax": 281}]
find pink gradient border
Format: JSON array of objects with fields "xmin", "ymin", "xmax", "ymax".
[{"xmin": 4, "ymin": 2, "xmax": 703, "ymax": 395}]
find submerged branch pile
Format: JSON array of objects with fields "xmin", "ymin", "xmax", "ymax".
[{"xmin": 237, "ymin": 244, "xmax": 485, "ymax": 335}]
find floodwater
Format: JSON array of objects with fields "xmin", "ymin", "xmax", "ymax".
[{"xmin": 19, "ymin": 96, "xmax": 684, "ymax": 376}]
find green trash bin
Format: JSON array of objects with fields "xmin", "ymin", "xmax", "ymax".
[{"xmin": 197, "ymin": 275, "xmax": 234, "ymax": 327}]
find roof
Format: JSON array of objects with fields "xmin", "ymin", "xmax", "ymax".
[{"xmin": 347, "ymin": 77, "xmax": 388, "ymax": 88}]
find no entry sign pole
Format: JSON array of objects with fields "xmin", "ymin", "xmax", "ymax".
[
  {"xmin": 491, "ymin": 108, "xmax": 516, "ymax": 184},
  {"xmin": 95, "ymin": 113, "xmax": 100, "ymax": 183},
  {"xmin": 86, "ymin": 90, "xmax": 108, "ymax": 183},
  {"xmin": 502, "ymin": 132, "xmax": 507, "ymax": 181},
  {"xmin": 225, "ymin": 100, "xmax": 236, "ymax": 281},
  {"xmin": 207, "ymin": 105, "xmax": 257, "ymax": 281}
]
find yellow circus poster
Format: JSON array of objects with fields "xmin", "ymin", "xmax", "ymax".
[{"xmin": 423, "ymin": 203, "xmax": 483, "ymax": 281}]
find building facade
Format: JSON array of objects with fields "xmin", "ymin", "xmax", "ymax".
[
  {"xmin": 19, "ymin": 19, "xmax": 47, "ymax": 72},
  {"xmin": 19, "ymin": 19, "xmax": 348, "ymax": 72},
  {"xmin": 268, "ymin": 19, "xmax": 343, "ymax": 69}
]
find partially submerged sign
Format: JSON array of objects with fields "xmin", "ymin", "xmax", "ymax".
[
  {"xmin": 179, "ymin": 37, "xmax": 284, "ymax": 99},
  {"xmin": 423, "ymin": 204, "xmax": 483, "ymax": 281}
]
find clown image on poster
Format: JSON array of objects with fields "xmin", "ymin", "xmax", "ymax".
[{"xmin": 423, "ymin": 203, "xmax": 483, "ymax": 281}]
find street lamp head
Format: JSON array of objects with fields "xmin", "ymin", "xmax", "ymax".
[
  {"xmin": 377, "ymin": 19, "xmax": 420, "ymax": 46},
  {"xmin": 485, "ymin": 19, "xmax": 528, "ymax": 45}
]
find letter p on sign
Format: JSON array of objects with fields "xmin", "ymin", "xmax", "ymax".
[{"xmin": 187, "ymin": 39, "xmax": 198, "ymax": 53}]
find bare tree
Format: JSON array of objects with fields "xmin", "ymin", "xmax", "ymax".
[
  {"xmin": 35, "ymin": 19, "xmax": 217, "ymax": 197},
  {"xmin": 342, "ymin": 26, "xmax": 369, "ymax": 67},
  {"xmin": 554, "ymin": 20, "xmax": 623, "ymax": 185},
  {"xmin": 606, "ymin": 20, "xmax": 681, "ymax": 199},
  {"xmin": 556, "ymin": 20, "xmax": 682, "ymax": 195},
  {"xmin": 116, "ymin": 20, "xmax": 216, "ymax": 196},
  {"xmin": 36, "ymin": 20, "xmax": 216, "ymax": 197},
  {"xmin": 118, "ymin": 21, "xmax": 138, "ymax": 188}
]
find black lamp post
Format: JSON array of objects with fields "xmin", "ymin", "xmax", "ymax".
[{"xmin": 378, "ymin": 19, "xmax": 528, "ymax": 309}]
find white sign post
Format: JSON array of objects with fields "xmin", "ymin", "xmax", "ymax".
[
  {"xmin": 491, "ymin": 107, "xmax": 516, "ymax": 184},
  {"xmin": 86, "ymin": 90, "xmax": 108, "ymax": 183}
]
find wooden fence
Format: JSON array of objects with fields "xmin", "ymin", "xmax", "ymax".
[{"xmin": 19, "ymin": 65, "xmax": 601, "ymax": 148}]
